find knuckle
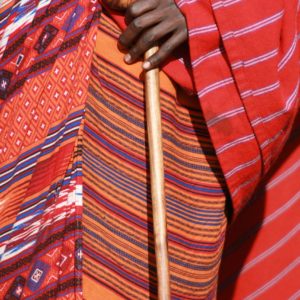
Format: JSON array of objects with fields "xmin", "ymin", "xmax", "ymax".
[
  {"xmin": 127, "ymin": 5, "xmax": 136, "ymax": 17},
  {"xmin": 118, "ymin": 35, "xmax": 126, "ymax": 45},
  {"xmin": 161, "ymin": 44, "xmax": 171, "ymax": 56},
  {"xmin": 130, "ymin": 6, "xmax": 139, "ymax": 17},
  {"xmin": 128, "ymin": 2, "xmax": 143, "ymax": 18},
  {"xmin": 177, "ymin": 28, "xmax": 188, "ymax": 42},
  {"xmin": 143, "ymin": 32, "xmax": 155, "ymax": 44},
  {"xmin": 159, "ymin": 48, "xmax": 169, "ymax": 60},
  {"xmin": 182, "ymin": 27, "xmax": 188, "ymax": 39},
  {"xmin": 132, "ymin": 19, "xmax": 143, "ymax": 31},
  {"xmin": 130, "ymin": 47, "xmax": 140, "ymax": 57},
  {"xmin": 150, "ymin": 55, "xmax": 160, "ymax": 66}
]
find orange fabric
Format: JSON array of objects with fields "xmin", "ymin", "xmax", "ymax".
[{"xmin": 82, "ymin": 12, "xmax": 227, "ymax": 299}]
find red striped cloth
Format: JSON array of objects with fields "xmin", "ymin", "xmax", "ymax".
[
  {"xmin": 176, "ymin": 0, "xmax": 299, "ymax": 214},
  {"xmin": 219, "ymin": 117, "xmax": 300, "ymax": 299},
  {"xmin": 173, "ymin": 0, "xmax": 300, "ymax": 298}
]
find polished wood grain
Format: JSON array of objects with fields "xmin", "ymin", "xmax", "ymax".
[{"xmin": 145, "ymin": 46, "xmax": 171, "ymax": 300}]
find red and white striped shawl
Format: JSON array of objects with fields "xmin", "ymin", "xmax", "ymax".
[
  {"xmin": 176, "ymin": 0, "xmax": 300, "ymax": 216},
  {"xmin": 174, "ymin": 2, "xmax": 300, "ymax": 296}
]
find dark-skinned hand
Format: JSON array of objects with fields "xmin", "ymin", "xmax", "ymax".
[{"xmin": 118, "ymin": 0, "xmax": 188, "ymax": 70}]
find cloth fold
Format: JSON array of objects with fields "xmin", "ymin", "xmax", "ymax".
[{"xmin": 176, "ymin": 0, "xmax": 299, "ymax": 215}]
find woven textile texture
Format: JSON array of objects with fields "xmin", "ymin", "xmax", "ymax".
[
  {"xmin": 82, "ymin": 13, "xmax": 227, "ymax": 300},
  {"xmin": 0, "ymin": 0, "xmax": 299, "ymax": 299}
]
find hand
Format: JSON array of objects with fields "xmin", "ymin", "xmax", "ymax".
[{"xmin": 119, "ymin": 0, "xmax": 188, "ymax": 70}]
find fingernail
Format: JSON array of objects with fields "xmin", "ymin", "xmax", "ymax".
[
  {"xmin": 143, "ymin": 61, "xmax": 151, "ymax": 70},
  {"xmin": 124, "ymin": 54, "xmax": 131, "ymax": 63}
]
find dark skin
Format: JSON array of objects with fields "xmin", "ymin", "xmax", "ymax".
[{"xmin": 118, "ymin": 0, "xmax": 188, "ymax": 70}]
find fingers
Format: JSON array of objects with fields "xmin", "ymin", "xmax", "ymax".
[
  {"xmin": 143, "ymin": 29, "xmax": 188, "ymax": 70},
  {"xmin": 119, "ymin": 0, "xmax": 188, "ymax": 69},
  {"xmin": 119, "ymin": 10, "xmax": 163, "ymax": 50},
  {"xmin": 125, "ymin": 0, "xmax": 158, "ymax": 24},
  {"xmin": 123, "ymin": 21, "xmax": 174, "ymax": 64}
]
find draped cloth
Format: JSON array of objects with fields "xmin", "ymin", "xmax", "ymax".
[
  {"xmin": 82, "ymin": 13, "xmax": 227, "ymax": 299},
  {"xmin": 0, "ymin": 0, "xmax": 299, "ymax": 299},
  {"xmin": 174, "ymin": 1, "xmax": 300, "ymax": 298},
  {"xmin": 175, "ymin": 0, "xmax": 300, "ymax": 214}
]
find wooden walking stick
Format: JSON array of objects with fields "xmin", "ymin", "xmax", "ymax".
[
  {"xmin": 144, "ymin": 46, "xmax": 171, "ymax": 300},
  {"xmin": 103, "ymin": 1, "xmax": 171, "ymax": 298}
]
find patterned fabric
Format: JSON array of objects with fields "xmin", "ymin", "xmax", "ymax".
[
  {"xmin": 0, "ymin": 1, "xmax": 100, "ymax": 298},
  {"xmin": 82, "ymin": 13, "xmax": 227, "ymax": 300},
  {"xmin": 0, "ymin": 0, "xmax": 299, "ymax": 299}
]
